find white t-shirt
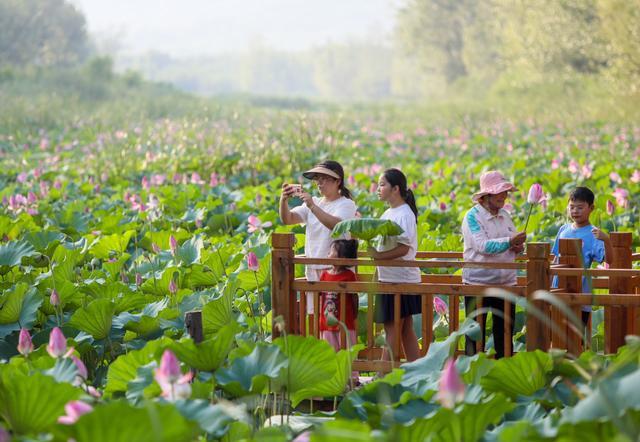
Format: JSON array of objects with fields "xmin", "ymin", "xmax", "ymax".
[
  {"xmin": 376, "ymin": 204, "xmax": 421, "ymax": 283},
  {"xmin": 291, "ymin": 196, "xmax": 357, "ymax": 271}
]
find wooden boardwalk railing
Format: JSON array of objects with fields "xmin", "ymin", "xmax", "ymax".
[{"xmin": 271, "ymin": 232, "xmax": 640, "ymax": 372}]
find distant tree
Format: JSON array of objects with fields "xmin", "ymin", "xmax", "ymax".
[{"xmin": 0, "ymin": 0, "xmax": 89, "ymax": 68}]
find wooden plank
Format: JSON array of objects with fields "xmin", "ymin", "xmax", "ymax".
[
  {"xmin": 293, "ymin": 256, "xmax": 525, "ymax": 269},
  {"xmin": 551, "ymin": 268, "xmax": 640, "ymax": 277},
  {"xmin": 422, "ymin": 295, "xmax": 433, "ymax": 356},
  {"xmin": 552, "ymin": 293, "xmax": 640, "ymax": 306},
  {"xmin": 607, "ymin": 232, "xmax": 633, "ymax": 353},
  {"xmin": 526, "ymin": 242, "xmax": 551, "ymax": 351},
  {"xmin": 352, "ymin": 359, "xmax": 397, "ymax": 373},
  {"xmin": 271, "ymin": 233, "xmax": 296, "ymax": 336},
  {"xmin": 292, "ymin": 280, "xmax": 526, "ymax": 296}
]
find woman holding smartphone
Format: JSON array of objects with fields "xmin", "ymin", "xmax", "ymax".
[{"xmin": 279, "ymin": 160, "xmax": 358, "ymax": 324}]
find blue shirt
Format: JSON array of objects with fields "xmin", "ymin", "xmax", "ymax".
[{"xmin": 552, "ymin": 223, "xmax": 606, "ymax": 311}]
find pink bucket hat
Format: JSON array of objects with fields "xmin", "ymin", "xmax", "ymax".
[{"xmin": 472, "ymin": 171, "xmax": 517, "ymax": 202}]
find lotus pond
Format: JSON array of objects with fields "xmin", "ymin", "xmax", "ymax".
[{"xmin": 0, "ymin": 110, "xmax": 639, "ymax": 441}]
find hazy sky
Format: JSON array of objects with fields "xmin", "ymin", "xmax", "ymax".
[{"xmin": 71, "ymin": 0, "xmax": 401, "ymax": 56}]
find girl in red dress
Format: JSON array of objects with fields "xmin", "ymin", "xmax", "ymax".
[{"xmin": 319, "ymin": 239, "xmax": 359, "ymax": 352}]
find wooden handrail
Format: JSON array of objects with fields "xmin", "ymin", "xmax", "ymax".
[
  {"xmin": 550, "ymin": 268, "xmax": 640, "ymax": 277},
  {"xmin": 292, "ymin": 279, "xmax": 526, "ymax": 296},
  {"xmin": 293, "ymin": 255, "xmax": 526, "ymax": 269},
  {"xmin": 553, "ymin": 292, "xmax": 640, "ymax": 306}
]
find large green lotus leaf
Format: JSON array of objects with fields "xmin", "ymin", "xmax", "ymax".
[
  {"xmin": 62, "ymin": 401, "xmax": 195, "ymax": 442},
  {"xmin": 184, "ymin": 264, "xmax": 220, "ymax": 289},
  {"xmin": 105, "ymin": 337, "xmax": 171, "ymax": 395},
  {"xmin": 331, "ymin": 218, "xmax": 403, "ymax": 242},
  {"xmin": 202, "ymin": 287, "xmax": 234, "ymax": 336},
  {"xmin": 125, "ymin": 362, "xmax": 161, "ymax": 404},
  {"xmin": 140, "ymin": 230, "xmax": 191, "ymax": 252},
  {"xmin": 393, "ymin": 393, "xmax": 514, "ymax": 442},
  {"xmin": 51, "ymin": 244, "xmax": 84, "ymax": 283},
  {"xmin": 291, "ymin": 344, "xmax": 363, "ymax": 407},
  {"xmin": 23, "ymin": 230, "xmax": 65, "ymax": 255},
  {"xmin": 310, "ymin": 420, "xmax": 374, "ymax": 442},
  {"xmin": 175, "ymin": 235, "xmax": 204, "ymax": 266},
  {"xmin": 68, "ymin": 298, "xmax": 116, "ymax": 340},
  {"xmin": 0, "ymin": 284, "xmax": 41, "ymax": 338},
  {"xmin": 102, "ymin": 253, "xmax": 131, "ymax": 280},
  {"xmin": 272, "ymin": 335, "xmax": 338, "ymax": 396},
  {"xmin": 89, "ymin": 230, "xmax": 135, "ymax": 259},
  {"xmin": 0, "ymin": 240, "xmax": 38, "ymax": 267},
  {"xmin": 480, "ymin": 350, "xmax": 552, "ymax": 399},
  {"xmin": 174, "ymin": 399, "xmax": 242, "ymax": 438},
  {"xmin": 141, "ymin": 266, "xmax": 182, "ymax": 296},
  {"xmin": 216, "ymin": 343, "xmax": 288, "ymax": 396},
  {"xmin": 170, "ymin": 323, "xmax": 238, "ymax": 371},
  {"xmin": 0, "ymin": 369, "xmax": 80, "ymax": 435},
  {"xmin": 561, "ymin": 367, "xmax": 640, "ymax": 424},
  {"xmin": 400, "ymin": 318, "xmax": 481, "ymax": 395}
]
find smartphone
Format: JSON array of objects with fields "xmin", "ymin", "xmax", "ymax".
[{"xmin": 288, "ymin": 184, "xmax": 303, "ymax": 197}]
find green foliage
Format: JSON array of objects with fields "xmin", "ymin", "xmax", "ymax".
[{"xmin": 332, "ymin": 218, "xmax": 404, "ymax": 243}]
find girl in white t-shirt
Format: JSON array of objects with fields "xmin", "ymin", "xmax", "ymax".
[
  {"xmin": 368, "ymin": 168, "xmax": 421, "ymax": 362},
  {"xmin": 279, "ymin": 160, "xmax": 357, "ymax": 326}
]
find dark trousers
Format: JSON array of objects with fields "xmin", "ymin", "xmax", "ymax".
[{"xmin": 464, "ymin": 296, "xmax": 516, "ymax": 359}]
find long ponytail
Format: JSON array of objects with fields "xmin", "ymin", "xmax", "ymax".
[{"xmin": 383, "ymin": 168, "xmax": 418, "ymax": 221}]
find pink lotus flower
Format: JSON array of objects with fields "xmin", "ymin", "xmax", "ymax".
[
  {"xmin": 17, "ymin": 328, "xmax": 33, "ymax": 356},
  {"xmin": 433, "ymin": 297, "xmax": 448, "ymax": 315},
  {"xmin": 527, "ymin": 183, "xmax": 544, "ymax": 204},
  {"xmin": 154, "ymin": 350, "xmax": 192, "ymax": 401},
  {"xmin": 631, "ymin": 170, "xmax": 640, "ymax": 183},
  {"xmin": 568, "ymin": 160, "xmax": 579, "ymax": 174},
  {"xmin": 47, "ymin": 327, "xmax": 66, "ymax": 358},
  {"xmin": 247, "ymin": 215, "xmax": 272, "ymax": 233},
  {"xmin": 581, "ymin": 164, "xmax": 592, "ymax": 178},
  {"xmin": 152, "ymin": 243, "xmax": 161, "ymax": 254},
  {"xmin": 613, "ymin": 188, "xmax": 629, "ymax": 208},
  {"xmin": 136, "ymin": 273, "xmax": 143, "ymax": 286},
  {"xmin": 169, "ymin": 235, "xmax": 178, "ymax": 255},
  {"xmin": 369, "ymin": 182, "xmax": 377, "ymax": 193},
  {"xmin": 439, "ymin": 202, "xmax": 447, "ymax": 212},
  {"xmin": 190, "ymin": 172, "xmax": 204, "ymax": 185},
  {"xmin": 246, "ymin": 252, "xmax": 259, "ymax": 272},
  {"xmin": 609, "ymin": 172, "xmax": 622, "ymax": 184},
  {"xmin": 348, "ymin": 175, "xmax": 356, "ymax": 186},
  {"xmin": 551, "ymin": 159, "xmax": 560, "ymax": 170},
  {"xmin": 449, "ymin": 191, "xmax": 456, "ymax": 202},
  {"xmin": 437, "ymin": 358, "xmax": 465, "ymax": 408},
  {"xmin": 58, "ymin": 401, "xmax": 93, "ymax": 425},
  {"xmin": 27, "ymin": 192, "xmax": 37, "ymax": 204},
  {"xmin": 209, "ymin": 173, "xmax": 219, "ymax": 187},
  {"xmin": 16, "ymin": 172, "xmax": 28, "ymax": 183},
  {"xmin": 50, "ymin": 289, "xmax": 60, "ymax": 307},
  {"xmin": 606, "ymin": 200, "xmax": 615, "ymax": 216},
  {"xmin": 141, "ymin": 176, "xmax": 150, "ymax": 190}
]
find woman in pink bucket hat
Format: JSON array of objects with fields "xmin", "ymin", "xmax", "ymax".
[{"xmin": 461, "ymin": 171, "xmax": 526, "ymax": 358}]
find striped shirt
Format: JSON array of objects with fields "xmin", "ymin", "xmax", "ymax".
[{"xmin": 461, "ymin": 204, "xmax": 517, "ymax": 285}]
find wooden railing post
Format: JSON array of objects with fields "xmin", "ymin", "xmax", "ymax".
[
  {"xmin": 606, "ymin": 232, "xmax": 633, "ymax": 353},
  {"xmin": 526, "ymin": 242, "xmax": 550, "ymax": 351},
  {"xmin": 271, "ymin": 233, "xmax": 296, "ymax": 337},
  {"xmin": 185, "ymin": 311, "xmax": 203, "ymax": 343},
  {"xmin": 555, "ymin": 238, "xmax": 583, "ymax": 354}
]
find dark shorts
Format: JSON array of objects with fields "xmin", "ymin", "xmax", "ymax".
[{"xmin": 374, "ymin": 293, "xmax": 422, "ymax": 323}]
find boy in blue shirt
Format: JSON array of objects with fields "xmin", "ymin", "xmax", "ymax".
[{"xmin": 552, "ymin": 187, "xmax": 613, "ymax": 325}]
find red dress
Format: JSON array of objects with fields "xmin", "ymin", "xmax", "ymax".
[{"xmin": 318, "ymin": 269, "xmax": 358, "ymax": 332}]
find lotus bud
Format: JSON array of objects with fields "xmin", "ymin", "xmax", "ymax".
[
  {"xmin": 17, "ymin": 328, "xmax": 34, "ymax": 356},
  {"xmin": 437, "ymin": 358, "xmax": 465, "ymax": 408},
  {"xmin": 168, "ymin": 278, "xmax": 178, "ymax": 294},
  {"xmin": 527, "ymin": 183, "xmax": 544, "ymax": 204},
  {"xmin": 0, "ymin": 426, "xmax": 10, "ymax": 442},
  {"xmin": 71, "ymin": 355, "xmax": 88, "ymax": 380},
  {"xmin": 47, "ymin": 327, "xmax": 67, "ymax": 358},
  {"xmin": 439, "ymin": 202, "xmax": 447, "ymax": 212},
  {"xmin": 156, "ymin": 350, "xmax": 181, "ymax": 384},
  {"xmin": 169, "ymin": 235, "xmax": 178, "ymax": 255},
  {"xmin": 135, "ymin": 273, "xmax": 143, "ymax": 286},
  {"xmin": 152, "ymin": 243, "xmax": 161, "ymax": 254},
  {"xmin": 50, "ymin": 289, "xmax": 60, "ymax": 307},
  {"xmin": 606, "ymin": 200, "xmax": 615, "ymax": 216},
  {"xmin": 246, "ymin": 252, "xmax": 259, "ymax": 272},
  {"xmin": 433, "ymin": 297, "xmax": 448, "ymax": 316}
]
